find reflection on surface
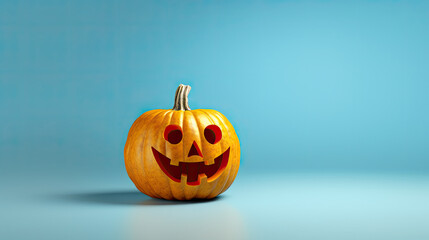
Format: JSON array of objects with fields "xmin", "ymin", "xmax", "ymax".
[
  {"xmin": 6, "ymin": 174, "xmax": 429, "ymax": 240},
  {"xmin": 125, "ymin": 197, "xmax": 246, "ymax": 240},
  {"xmin": 56, "ymin": 190, "xmax": 246, "ymax": 240}
]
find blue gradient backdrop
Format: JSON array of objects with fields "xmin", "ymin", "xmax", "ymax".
[{"xmin": 1, "ymin": 1, "xmax": 429, "ymax": 239}]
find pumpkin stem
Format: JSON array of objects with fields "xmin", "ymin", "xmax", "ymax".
[{"xmin": 172, "ymin": 84, "xmax": 191, "ymax": 110}]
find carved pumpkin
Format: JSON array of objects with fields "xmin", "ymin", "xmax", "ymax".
[{"xmin": 124, "ymin": 84, "xmax": 240, "ymax": 200}]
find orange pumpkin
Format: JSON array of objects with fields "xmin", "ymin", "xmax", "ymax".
[{"xmin": 124, "ymin": 84, "xmax": 240, "ymax": 200}]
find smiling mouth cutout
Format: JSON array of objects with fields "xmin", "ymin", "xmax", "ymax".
[{"xmin": 151, "ymin": 147, "xmax": 230, "ymax": 186}]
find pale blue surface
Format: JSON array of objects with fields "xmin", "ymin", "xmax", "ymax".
[
  {"xmin": 2, "ymin": 173, "xmax": 429, "ymax": 239},
  {"xmin": 1, "ymin": 1, "xmax": 429, "ymax": 239}
]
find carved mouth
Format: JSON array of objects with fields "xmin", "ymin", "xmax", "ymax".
[{"xmin": 151, "ymin": 147, "xmax": 230, "ymax": 186}]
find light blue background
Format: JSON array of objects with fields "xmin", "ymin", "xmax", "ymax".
[{"xmin": 1, "ymin": 1, "xmax": 429, "ymax": 239}]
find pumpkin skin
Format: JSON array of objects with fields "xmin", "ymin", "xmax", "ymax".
[{"xmin": 124, "ymin": 85, "xmax": 240, "ymax": 200}]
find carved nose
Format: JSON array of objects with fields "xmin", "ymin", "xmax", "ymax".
[{"xmin": 188, "ymin": 141, "xmax": 203, "ymax": 157}]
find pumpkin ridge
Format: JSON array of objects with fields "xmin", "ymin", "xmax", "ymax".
[
  {"xmin": 141, "ymin": 110, "xmax": 167, "ymax": 199},
  {"xmin": 213, "ymin": 110, "xmax": 240, "ymax": 195},
  {"xmin": 202, "ymin": 109, "xmax": 226, "ymax": 197},
  {"xmin": 161, "ymin": 110, "xmax": 175, "ymax": 200},
  {"xmin": 198, "ymin": 109, "xmax": 227, "ymax": 198},
  {"xmin": 182, "ymin": 111, "xmax": 199, "ymax": 199},
  {"xmin": 205, "ymin": 109, "xmax": 234, "ymax": 198},
  {"xmin": 125, "ymin": 110, "xmax": 160, "ymax": 198},
  {"xmin": 189, "ymin": 110, "xmax": 205, "ymax": 198},
  {"xmin": 177, "ymin": 110, "xmax": 186, "ymax": 199}
]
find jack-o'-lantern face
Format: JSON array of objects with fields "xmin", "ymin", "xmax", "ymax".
[
  {"xmin": 124, "ymin": 84, "xmax": 240, "ymax": 200},
  {"xmin": 152, "ymin": 124, "xmax": 229, "ymax": 186}
]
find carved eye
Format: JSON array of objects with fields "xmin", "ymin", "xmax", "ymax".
[
  {"xmin": 164, "ymin": 125, "xmax": 183, "ymax": 144},
  {"xmin": 204, "ymin": 125, "xmax": 222, "ymax": 144}
]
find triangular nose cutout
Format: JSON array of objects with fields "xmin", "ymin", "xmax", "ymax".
[{"xmin": 188, "ymin": 141, "xmax": 203, "ymax": 157}]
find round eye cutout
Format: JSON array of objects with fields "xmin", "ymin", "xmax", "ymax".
[
  {"xmin": 164, "ymin": 125, "xmax": 183, "ymax": 144},
  {"xmin": 204, "ymin": 125, "xmax": 222, "ymax": 144}
]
